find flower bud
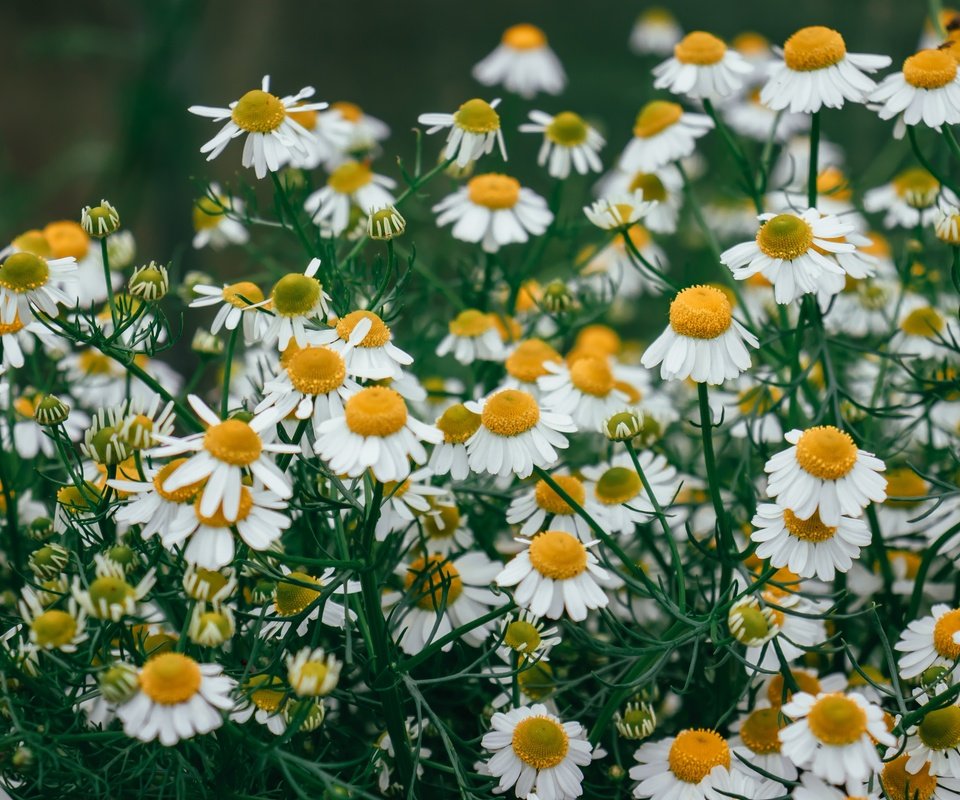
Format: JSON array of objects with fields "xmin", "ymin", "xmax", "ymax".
[
  {"xmin": 603, "ymin": 408, "xmax": 644, "ymax": 441},
  {"xmin": 367, "ymin": 205, "xmax": 406, "ymax": 240},
  {"xmin": 128, "ymin": 261, "xmax": 169, "ymax": 301},
  {"xmin": 33, "ymin": 394, "xmax": 70, "ymax": 427},
  {"xmin": 80, "ymin": 200, "xmax": 120, "ymax": 238}
]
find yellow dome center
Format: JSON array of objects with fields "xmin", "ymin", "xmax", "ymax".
[
  {"xmin": 674, "ymin": 31, "xmax": 727, "ymax": 65},
  {"xmin": 43, "ymin": 220, "xmax": 90, "ymax": 260},
  {"xmin": 454, "ymin": 99, "xmax": 501, "ymax": 134},
  {"xmin": 482, "ymin": 389, "xmax": 540, "ymax": 437},
  {"xmin": 436, "ymin": 403, "xmax": 482, "ymax": 444},
  {"xmin": 286, "ymin": 346, "xmax": 346, "ymax": 395},
  {"xmin": 204, "ymin": 419, "xmax": 263, "ymax": 466},
  {"xmin": 884, "ymin": 467, "xmax": 927, "ymax": 507},
  {"xmin": 193, "ymin": 195, "xmax": 226, "ymax": 231},
  {"xmin": 783, "ymin": 508, "xmax": 837, "ymax": 542},
  {"xmin": 668, "ymin": 729, "xmax": 730, "ymax": 783},
  {"xmin": 467, "ymin": 174, "xmax": 521, "ymax": 210},
  {"xmin": 569, "ymin": 356, "xmax": 615, "ymax": 396},
  {"xmin": 31, "ymin": 609, "xmax": 78, "ymax": 648},
  {"xmin": 195, "ymin": 486, "xmax": 254, "ymax": 527},
  {"xmin": 422, "ymin": 503, "xmax": 461, "ymax": 539},
  {"xmin": 595, "ymin": 466, "xmax": 642, "ymax": 505},
  {"xmin": 767, "ymin": 670, "xmax": 820, "ymax": 706},
  {"xmin": 504, "ymin": 619, "xmax": 542, "ymax": 653},
  {"xmin": 756, "ymin": 214, "xmax": 814, "ymax": 260},
  {"xmin": 632, "ymin": 99, "xmax": 682, "ymax": 138},
  {"xmin": 668, "ymin": 285, "xmax": 732, "ymax": 339},
  {"xmin": 881, "ymin": 755, "xmax": 937, "ymax": 800},
  {"xmin": 918, "ymin": 704, "xmax": 960, "ymax": 751},
  {"xmin": 545, "ymin": 112, "xmax": 589, "ymax": 147},
  {"xmin": 331, "ymin": 100, "xmax": 363, "ymax": 122},
  {"xmin": 153, "ymin": 458, "xmax": 206, "ymax": 503},
  {"xmin": 627, "ymin": 172, "xmax": 668, "ymax": 203},
  {"xmin": 328, "ymin": 161, "xmax": 374, "ymax": 195},
  {"xmin": 335, "ymin": 310, "xmax": 391, "ymax": 347},
  {"xmin": 404, "ymin": 555, "xmax": 463, "ymax": 610},
  {"xmin": 12, "ymin": 230, "xmax": 52, "ymax": 258},
  {"xmin": 904, "ymin": 49, "xmax": 958, "ymax": 89},
  {"xmin": 449, "ymin": 309, "xmax": 495, "ymax": 337},
  {"xmin": 344, "ymin": 386, "xmax": 408, "ymax": 437},
  {"xmin": 271, "ymin": 273, "xmax": 322, "ymax": 317},
  {"xmin": 505, "ymin": 339, "xmax": 562, "ymax": 383},
  {"xmin": 0, "ymin": 252, "xmax": 50, "ymax": 292},
  {"xmin": 534, "ymin": 475, "xmax": 585, "ymax": 515},
  {"xmin": 933, "ymin": 609, "xmax": 960, "ymax": 659},
  {"xmin": 795, "ymin": 426, "xmax": 857, "ymax": 480},
  {"xmin": 893, "ymin": 168, "xmax": 940, "ymax": 207},
  {"xmin": 275, "ymin": 572, "xmax": 321, "ymax": 616},
  {"xmin": 502, "ymin": 23, "xmax": 547, "ymax": 50},
  {"xmin": 900, "ymin": 306, "xmax": 945, "ymax": 338},
  {"xmin": 248, "ymin": 674, "xmax": 285, "ymax": 712},
  {"xmin": 783, "ymin": 26, "xmax": 847, "ymax": 71},
  {"xmin": 575, "ymin": 324, "xmax": 621, "ymax": 356},
  {"xmin": 806, "ymin": 694, "xmax": 867, "ymax": 745},
  {"xmin": 231, "ymin": 89, "xmax": 286, "ymax": 133},
  {"xmin": 733, "ymin": 31, "xmax": 769, "ymax": 56},
  {"xmin": 729, "ymin": 599, "xmax": 782, "ymax": 644},
  {"xmin": 511, "ymin": 716, "xmax": 569, "ymax": 769},
  {"xmin": 88, "ymin": 575, "xmax": 134, "ymax": 607},
  {"xmin": 740, "ymin": 707, "xmax": 784, "ymax": 755},
  {"xmin": 139, "ymin": 653, "xmax": 203, "ymax": 705},
  {"xmin": 223, "ymin": 281, "xmax": 264, "ymax": 309},
  {"xmin": 528, "ymin": 530, "xmax": 588, "ymax": 579}
]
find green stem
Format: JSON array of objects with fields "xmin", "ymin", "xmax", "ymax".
[
  {"xmin": 807, "ymin": 111, "xmax": 820, "ymax": 209},
  {"xmin": 0, "ymin": 451, "xmax": 23, "ymax": 588},
  {"xmin": 696, "ymin": 383, "xmax": 734, "ymax": 593},
  {"xmin": 221, "ymin": 326, "xmax": 239, "ymax": 419},
  {"xmin": 908, "ymin": 522, "xmax": 960, "ymax": 619},
  {"xmin": 100, "ymin": 238, "xmax": 118, "ymax": 328},
  {"xmin": 702, "ymin": 98, "xmax": 762, "ymax": 213},
  {"xmin": 270, "ymin": 172, "xmax": 317, "ymax": 260}
]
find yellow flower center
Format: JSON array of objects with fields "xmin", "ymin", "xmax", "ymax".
[
  {"xmin": 881, "ymin": 755, "xmax": 938, "ymax": 800},
  {"xmin": 0, "ymin": 252, "xmax": 50, "ymax": 293},
  {"xmin": 139, "ymin": 653, "xmax": 203, "ymax": 705},
  {"xmin": 783, "ymin": 26, "xmax": 847, "ymax": 71},
  {"xmin": 194, "ymin": 486, "xmax": 254, "ymax": 527},
  {"xmin": 231, "ymin": 89, "xmax": 286, "ymax": 133},
  {"xmin": 287, "ymin": 102, "xmax": 318, "ymax": 130},
  {"xmin": 482, "ymin": 389, "xmax": 540, "ymax": 437},
  {"xmin": 627, "ymin": 172, "xmax": 668, "ymax": 203},
  {"xmin": 328, "ymin": 161, "xmax": 373, "ymax": 195},
  {"xmin": 467, "ymin": 174, "xmax": 521, "ymax": 210},
  {"xmin": 271, "ymin": 273, "xmax": 322, "ymax": 317},
  {"xmin": 502, "ymin": 23, "xmax": 547, "ymax": 50},
  {"xmin": 504, "ymin": 619, "xmax": 542, "ymax": 653},
  {"xmin": 286, "ymin": 346, "xmax": 346, "ymax": 395},
  {"xmin": 248, "ymin": 674, "xmax": 286, "ymax": 712},
  {"xmin": 511, "ymin": 716, "xmax": 569, "ymax": 770},
  {"xmin": 900, "ymin": 306, "xmax": 945, "ymax": 338},
  {"xmin": 806, "ymin": 694, "xmax": 867, "ymax": 745},
  {"xmin": 738, "ymin": 385, "xmax": 782, "ymax": 416},
  {"xmin": 740, "ymin": 708, "xmax": 784, "ymax": 755},
  {"xmin": 575, "ymin": 324, "xmax": 621, "ymax": 356},
  {"xmin": 505, "ymin": 339, "xmax": 562, "ymax": 383},
  {"xmin": 795, "ymin": 426, "xmax": 858, "ymax": 480},
  {"xmin": 904, "ymin": 49, "xmax": 958, "ymax": 89},
  {"xmin": 733, "ymin": 31, "xmax": 769, "ymax": 55},
  {"xmin": 331, "ymin": 100, "xmax": 363, "ymax": 122},
  {"xmin": 436, "ymin": 403, "xmax": 482, "ymax": 444},
  {"xmin": 0, "ymin": 315, "xmax": 25, "ymax": 336},
  {"xmin": 12, "ymin": 230, "xmax": 51, "ymax": 258},
  {"xmin": 293, "ymin": 661, "xmax": 333, "ymax": 693},
  {"xmin": 449, "ymin": 309, "xmax": 495, "ymax": 337},
  {"xmin": 595, "ymin": 467, "xmax": 642, "ymax": 505},
  {"xmin": 405, "ymin": 555, "xmax": 463, "ymax": 610},
  {"xmin": 668, "ymin": 285, "xmax": 732, "ymax": 340},
  {"xmin": 196, "ymin": 610, "xmax": 233, "ymax": 640},
  {"xmin": 453, "ymin": 99, "xmax": 501, "ymax": 134},
  {"xmin": 88, "ymin": 576, "xmax": 134, "ymax": 610},
  {"xmin": 528, "ymin": 530, "xmax": 588, "ymax": 580},
  {"xmin": 893, "ymin": 168, "xmax": 940, "ymax": 208},
  {"xmin": 192, "ymin": 195, "xmax": 227, "ymax": 231},
  {"xmin": 422, "ymin": 503, "xmax": 461, "ymax": 539},
  {"xmin": 756, "ymin": 214, "xmax": 814, "ymax": 260},
  {"xmin": 43, "ymin": 220, "xmax": 89, "ymax": 260},
  {"xmin": 783, "ymin": 508, "xmax": 837, "ymax": 543},
  {"xmin": 31, "ymin": 609, "xmax": 77, "ymax": 648},
  {"xmin": 223, "ymin": 281, "xmax": 264, "ymax": 309},
  {"xmin": 534, "ymin": 475, "xmax": 585, "ymax": 516},
  {"xmin": 568, "ymin": 356, "xmax": 615, "ymax": 397},
  {"xmin": 58, "ymin": 482, "xmax": 101, "ymax": 514},
  {"xmin": 767, "ymin": 670, "xmax": 820, "ymax": 706},
  {"xmin": 518, "ymin": 662, "xmax": 555, "ymax": 700},
  {"xmin": 934, "ymin": 609, "xmax": 960, "ymax": 659},
  {"xmin": 153, "ymin": 458, "xmax": 206, "ymax": 503},
  {"xmin": 668, "ymin": 729, "xmax": 730, "ymax": 783},
  {"xmin": 344, "ymin": 386, "xmax": 408, "ymax": 437},
  {"xmin": 204, "ymin": 419, "xmax": 263, "ymax": 466},
  {"xmin": 275, "ymin": 572, "xmax": 321, "ymax": 616},
  {"xmin": 335, "ymin": 309, "xmax": 391, "ymax": 347},
  {"xmin": 817, "ymin": 167, "xmax": 853, "ymax": 202},
  {"xmin": 884, "ymin": 467, "xmax": 927, "ymax": 507},
  {"xmin": 674, "ymin": 31, "xmax": 727, "ymax": 65},
  {"xmin": 729, "ymin": 598, "xmax": 783, "ymax": 644},
  {"xmin": 545, "ymin": 112, "xmax": 589, "ymax": 147},
  {"xmin": 919, "ymin": 705, "xmax": 960, "ymax": 751},
  {"xmin": 185, "ymin": 567, "xmax": 231, "ymax": 601}
]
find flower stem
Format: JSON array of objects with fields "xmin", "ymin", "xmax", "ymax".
[
  {"xmin": 807, "ymin": 110, "xmax": 820, "ymax": 209},
  {"xmin": 221, "ymin": 325, "xmax": 239, "ymax": 418},
  {"xmin": 100, "ymin": 238, "xmax": 118, "ymax": 328},
  {"xmin": 696, "ymin": 383, "xmax": 734, "ymax": 593}
]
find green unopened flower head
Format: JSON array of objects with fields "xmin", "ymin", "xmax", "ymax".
[
  {"xmin": 80, "ymin": 200, "xmax": 120, "ymax": 238},
  {"xmin": 28, "ymin": 543, "xmax": 69, "ymax": 579},
  {"xmin": 283, "ymin": 697, "xmax": 326, "ymax": 732},
  {"xmin": 615, "ymin": 699, "xmax": 657, "ymax": 740},
  {"xmin": 27, "ymin": 516, "xmax": 55, "ymax": 541},
  {"xmin": 128, "ymin": 261, "xmax": 169, "ymax": 301},
  {"xmin": 542, "ymin": 279, "xmax": 574, "ymax": 313},
  {"xmin": 12, "ymin": 746, "xmax": 33, "ymax": 770},
  {"xmin": 603, "ymin": 408, "xmax": 644, "ymax": 442},
  {"xmin": 104, "ymin": 544, "xmax": 138, "ymax": 573},
  {"xmin": 367, "ymin": 205, "xmax": 406, "ymax": 240},
  {"xmin": 98, "ymin": 662, "xmax": 139, "ymax": 704},
  {"xmin": 33, "ymin": 393, "xmax": 70, "ymax": 427},
  {"xmin": 81, "ymin": 410, "xmax": 132, "ymax": 466},
  {"xmin": 191, "ymin": 328, "xmax": 225, "ymax": 356}
]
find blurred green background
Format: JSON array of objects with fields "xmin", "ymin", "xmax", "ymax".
[{"xmin": 0, "ymin": 0, "xmax": 939, "ymax": 272}]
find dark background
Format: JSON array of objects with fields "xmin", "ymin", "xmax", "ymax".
[{"xmin": 0, "ymin": 0, "xmax": 936, "ymax": 274}]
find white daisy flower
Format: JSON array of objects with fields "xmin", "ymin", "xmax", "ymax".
[
  {"xmin": 257, "ymin": 567, "xmax": 360, "ymax": 638},
  {"xmin": 738, "ymin": 593, "xmax": 828, "ymax": 674},
  {"xmin": 496, "ymin": 530, "xmax": 610, "ymax": 621},
  {"xmin": 0, "ymin": 250, "xmax": 76, "ymax": 324},
  {"xmin": 630, "ymin": 8, "xmax": 682, "ymax": 56},
  {"xmin": 375, "ymin": 469, "xmax": 446, "ymax": 540},
  {"xmin": 418, "ymin": 98, "xmax": 507, "ymax": 168},
  {"xmin": 428, "ymin": 402, "xmax": 481, "ymax": 481},
  {"xmin": 750, "ymin": 503, "xmax": 871, "ymax": 581},
  {"xmin": 465, "ymin": 388, "xmax": 575, "ymax": 479},
  {"xmin": 187, "ymin": 75, "xmax": 327, "ymax": 179},
  {"xmin": 183, "ymin": 565, "xmax": 237, "ymax": 604},
  {"xmin": 502, "ymin": 339, "xmax": 564, "ymax": 396},
  {"xmin": 0, "ymin": 312, "xmax": 57, "ymax": 370},
  {"xmin": 880, "ymin": 754, "xmax": 960, "ymax": 800},
  {"xmin": 473, "ymin": 24, "xmax": 566, "ymax": 99},
  {"xmin": 617, "ymin": 100, "xmax": 713, "ymax": 173},
  {"xmin": 286, "ymin": 647, "xmax": 341, "ymax": 697},
  {"xmin": 313, "ymin": 386, "xmax": 441, "ymax": 482},
  {"xmin": 231, "ymin": 674, "xmax": 290, "ymax": 735},
  {"xmin": 871, "ymin": 48, "xmax": 960, "ymax": 131},
  {"xmin": 896, "ymin": 604, "xmax": 960, "ymax": 679},
  {"xmin": 630, "ymin": 729, "xmax": 731, "ymax": 800},
  {"xmin": 936, "ymin": 203, "xmax": 960, "ymax": 244},
  {"xmin": 764, "ymin": 426, "xmax": 887, "ymax": 526},
  {"xmin": 641, "ymin": 284, "xmax": 758, "ymax": 384},
  {"xmin": 724, "ymin": 88, "xmax": 810, "ymax": 143},
  {"xmin": 583, "ymin": 191, "xmax": 657, "ymax": 231},
  {"xmin": 864, "ymin": 167, "xmax": 952, "ymax": 229},
  {"xmin": 778, "ymin": 691, "xmax": 895, "ymax": 785},
  {"xmin": 727, "ymin": 705, "xmax": 798, "ymax": 782},
  {"xmin": 793, "ymin": 772, "xmax": 878, "ymax": 800},
  {"xmin": 71, "ymin": 556, "xmax": 156, "ymax": 622},
  {"xmin": 537, "ymin": 356, "xmax": 630, "ymax": 431},
  {"xmin": 110, "ymin": 458, "xmax": 201, "ymax": 541},
  {"xmin": 653, "ymin": 31, "xmax": 753, "ymax": 101},
  {"xmin": 282, "ymin": 102, "xmax": 352, "ymax": 169},
  {"xmin": 261, "ymin": 259, "xmax": 332, "ymax": 351},
  {"xmin": 481, "ymin": 704, "xmax": 593, "ymax": 800},
  {"xmin": 703, "ymin": 767, "xmax": 781, "ymax": 800},
  {"xmin": 148, "ymin": 394, "xmax": 299, "ymax": 522},
  {"xmin": 580, "ymin": 452, "xmax": 678, "ymax": 537},
  {"xmin": 891, "ymin": 295, "xmax": 960, "ymax": 360},
  {"xmin": 191, "ymin": 186, "xmax": 249, "ymax": 250},
  {"xmin": 433, "ymin": 173, "xmax": 553, "ymax": 253},
  {"xmin": 901, "ymin": 691, "xmax": 960, "ymax": 778},
  {"xmin": 187, "ymin": 603, "xmax": 236, "ymax": 647},
  {"xmin": 304, "ymin": 160, "xmax": 396, "ymax": 235},
  {"xmin": 580, "ymin": 225, "xmax": 668, "ymax": 299},
  {"xmin": 495, "ymin": 610, "xmax": 561, "ymax": 665},
  {"xmin": 520, "ymin": 110, "xmax": 604, "ymax": 179},
  {"xmin": 436, "ymin": 309, "xmax": 507, "ymax": 364},
  {"xmin": 190, "ymin": 279, "xmax": 266, "ymax": 342},
  {"xmin": 325, "ymin": 100, "xmax": 390, "ymax": 159},
  {"xmin": 761, "ymin": 26, "xmax": 891, "ymax": 113},
  {"xmin": 507, "ymin": 473, "xmax": 596, "ymax": 540},
  {"xmin": 17, "ymin": 588, "xmax": 87, "ymax": 653},
  {"xmin": 311, "ymin": 309, "xmax": 413, "ymax": 380},
  {"xmin": 598, "ymin": 165, "xmax": 683, "ymax": 234},
  {"xmin": 116, "ymin": 653, "xmax": 235, "ymax": 746}
]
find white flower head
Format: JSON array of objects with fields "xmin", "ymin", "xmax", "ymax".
[{"xmin": 473, "ymin": 24, "xmax": 566, "ymax": 98}]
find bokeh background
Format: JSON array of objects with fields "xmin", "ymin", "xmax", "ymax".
[{"xmin": 1, "ymin": 0, "xmax": 937, "ymax": 274}]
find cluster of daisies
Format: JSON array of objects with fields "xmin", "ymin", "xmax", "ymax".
[{"xmin": 5, "ymin": 7, "xmax": 960, "ymax": 800}]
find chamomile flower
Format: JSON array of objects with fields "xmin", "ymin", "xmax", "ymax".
[
  {"xmin": 630, "ymin": 729, "xmax": 730, "ymax": 800},
  {"xmin": 326, "ymin": 100, "xmax": 390, "ymax": 158},
  {"xmin": 520, "ymin": 110, "xmax": 604, "ymax": 179},
  {"xmin": 583, "ymin": 191, "xmax": 657, "ymax": 231},
  {"xmin": 496, "ymin": 530, "xmax": 610, "ymax": 621},
  {"xmin": 262, "ymin": 259, "xmax": 332, "ymax": 351},
  {"xmin": 793, "ymin": 772, "xmax": 878, "ymax": 800},
  {"xmin": 778, "ymin": 691, "xmax": 895, "ymax": 784},
  {"xmin": 750, "ymin": 503, "xmax": 871, "ymax": 581},
  {"xmin": 375, "ymin": 470, "xmax": 446, "ymax": 540},
  {"xmin": 496, "ymin": 610, "xmax": 561, "ymax": 665},
  {"xmin": 149, "ymin": 395, "xmax": 298, "ymax": 522},
  {"xmin": 864, "ymin": 167, "xmax": 951, "ymax": 229},
  {"xmin": 231, "ymin": 675, "xmax": 289, "ymax": 735},
  {"xmin": 580, "ymin": 226, "xmax": 669, "ymax": 299},
  {"xmin": 313, "ymin": 386, "xmax": 441, "ymax": 482},
  {"xmin": 703, "ymin": 767, "xmax": 781, "ymax": 800},
  {"xmin": 257, "ymin": 567, "xmax": 360, "ymax": 638},
  {"xmin": 764, "ymin": 426, "xmax": 887, "ymax": 526},
  {"xmin": 507, "ymin": 473, "xmax": 595, "ymax": 540},
  {"xmin": 599, "ymin": 166, "xmax": 685, "ymax": 234},
  {"xmin": 891, "ymin": 296, "xmax": 960, "ymax": 359},
  {"xmin": 436, "ymin": 309, "xmax": 507, "ymax": 364},
  {"xmin": 18, "ymin": 588, "xmax": 87, "ymax": 653},
  {"xmin": 617, "ymin": 100, "xmax": 714, "ymax": 173},
  {"xmin": 116, "ymin": 653, "xmax": 235, "ymax": 746},
  {"xmin": 304, "ymin": 160, "xmax": 396, "ymax": 235},
  {"xmin": 503, "ymin": 339, "xmax": 564, "ymax": 395},
  {"xmin": 428, "ymin": 403, "xmax": 481, "ymax": 481},
  {"xmin": 187, "ymin": 603, "xmax": 236, "ymax": 647},
  {"xmin": 191, "ymin": 187, "xmax": 249, "ymax": 250},
  {"xmin": 183, "ymin": 565, "xmax": 237, "ymax": 604},
  {"xmin": 727, "ymin": 705, "xmax": 798, "ymax": 782},
  {"xmin": 311, "ymin": 310, "xmax": 413, "ymax": 380},
  {"xmin": 190, "ymin": 280, "xmax": 266, "ymax": 342},
  {"xmin": 0, "ymin": 313, "xmax": 57, "ymax": 370},
  {"xmin": 881, "ymin": 754, "xmax": 960, "ymax": 800},
  {"xmin": 0, "ymin": 250, "xmax": 77, "ymax": 324},
  {"xmin": 739, "ymin": 593, "xmax": 828, "ymax": 674},
  {"xmin": 630, "ymin": 8, "xmax": 682, "ymax": 56},
  {"xmin": 481, "ymin": 704, "xmax": 593, "ymax": 800},
  {"xmin": 464, "ymin": 389, "xmax": 575, "ymax": 479},
  {"xmin": 761, "ymin": 26, "xmax": 891, "ymax": 113},
  {"xmin": 473, "ymin": 24, "xmax": 566, "ymax": 99},
  {"xmin": 286, "ymin": 647, "xmax": 341, "ymax": 697},
  {"xmin": 418, "ymin": 98, "xmax": 507, "ymax": 168},
  {"xmin": 110, "ymin": 458, "xmax": 201, "ymax": 541},
  {"xmin": 580, "ymin": 452, "xmax": 678, "ymax": 537},
  {"xmin": 641, "ymin": 285, "xmax": 758, "ymax": 384},
  {"xmin": 724, "ymin": 88, "xmax": 810, "ymax": 143},
  {"xmin": 433, "ymin": 173, "xmax": 553, "ymax": 253},
  {"xmin": 653, "ymin": 31, "xmax": 753, "ymax": 101},
  {"xmin": 188, "ymin": 75, "xmax": 327, "ymax": 179},
  {"xmin": 537, "ymin": 356, "xmax": 630, "ymax": 431},
  {"xmin": 871, "ymin": 49, "xmax": 960, "ymax": 132},
  {"xmin": 896, "ymin": 605, "xmax": 960, "ymax": 679},
  {"xmin": 72, "ymin": 556, "xmax": 156, "ymax": 621},
  {"xmin": 901, "ymin": 691, "xmax": 960, "ymax": 778}
]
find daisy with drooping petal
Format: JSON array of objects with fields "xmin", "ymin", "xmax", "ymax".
[
  {"xmin": 116, "ymin": 652, "xmax": 235, "ymax": 746},
  {"xmin": 495, "ymin": 610, "xmax": 561, "ymax": 666},
  {"xmin": 473, "ymin": 24, "xmax": 566, "ymax": 99},
  {"xmin": 599, "ymin": 165, "xmax": 684, "ymax": 234},
  {"xmin": 304, "ymin": 160, "xmax": 396, "ymax": 235},
  {"xmin": 190, "ymin": 280, "xmax": 266, "ymax": 343},
  {"xmin": 257, "ymin": 567, "xmax": 361, "ymax": 638},
  {"xmin": 891, "ymin": 295, "xmax": 960, "ymax": 360},
  {"xmin": 778, "ymin": 691, "xmax": 895, "ymax": 785},
  {"xmin": 630, "ymin": 8, "xmax": 682, "ymax": 56},
  {"xmin": 763, "ymin": 426, "xmax": 887, "ymax": 526},
  {"xmin": 231, "ymin": 674, "xmax": 290, "ymax": 735},
  {"xmin": 286, "ymin": 647, "xmax": 341, "ymax": 697},
  {"xmin": 110, "ymin": 458, "xmax": 202, "ymax": 541},
  {"xmin": 502, "ymin": 339, "xmax": 564, "ymax": 396},
  {"xmin": 0, "ymin": 250, "xmax": 77, "ymax": 324},
  {"xmin": 481, "ymin": 704, "xmax": 593, "ymax": 800},
  {"xmin": 188, "ymin": 75, "xmax": 327, "ymax": 179},
  {"xmin": 735, "ymin": 592, "xmax": 828, "ymax": 674},
  {"xmin": 760, "ymin": 26, "xmax": 891, "ymax": 113},
  {"xmin": 72, "ymin": 555, "xmax": 156, "ymax": 622},
  {"xmin": 326, "ymin": 100, "xmax": 391, "ymax": 159},
  {"xmin": 314, "ymin": 386, "xmax": 441, "ymax": 482},
  {"xmin": 900, "ymin": 691, "xmax": 960, "ymax": 778},
  {"xmin": 436, "ymin": 309, "xmax": 507, "ymax": 364},
  {"xmin": 465, "ymin": 388, "xmax": 575, "ymax": 479},
  {"xmin": 149, "ymin": 394, "xmax": 298, "ymax": 522},
  {"xmin": 881, "ymin": 754, "xmax": 960, "ymax": 800},
  {"xmin": 0, "ymin": 312, "xmax": 58, "ymax": 370},
  {"xmin": 871, "ymin": 49, "xmax": 960, "ymax": 132},
  {"xmin": 261, "ymin": 259, "xmax": 331, "ymax": 351},
  {"xmin": 896, "ymin": 604, "xmax": 960, "ymax": 679},
  {"xmin": 750, "ymin": 503, "xmax": 871, "ymax": 581},
  {"xmin": 653, "ymin": 31, "xmax": 753, "ymax": 101},
  {"xmin": 311, "ymin": 310, "xmax": 413, "ymax": 380},
  {"xmin": 630, "ymin": 729, "xmax": 731, "ymax": 800},
  {"xmin": 496, "ymin": 530, "xmax": 610, "ymax": 621},
  {"xmin": 429, "ymin": 402, "xmax": 481, "ymax": 481},
  {"xmin": 580, "ymin": 225, "xmax": 668, "ymax": 299},
  {"xmin": 583, "ymin": 191, "xmax": 657, "ymax": 231},
  {"xmin": 507, "ymin": 473, "xmax": 595, "ymax": 540},
  {"xmin": 537, "ymin": 355, "xmax": 629, "ymax": 431},
  {"xmin": 17, "ymin": 588, "xmax": 87, "ymax": 653},
  {"xmin": 374, "ymin": 470, "xmax": 445, "ymax": 540},
  {"xmin": 580, "ymin": 452, "xmax": 678, "ymax": 537},
  {"xmin": 191, "ymin": 186, "xmax": 250, "ymax": 250},
  {"xmin": 183, "ymin": 565, "xmax": 237, "ymax": 604},
  {"xmin": 617, "ymin": 100, "xmax": 714, "ymax": 173},
  {"xmin": 641, "ymin": 285, "xmax": 758, "ymax": 384},
  {"xmin": 519, "ymin": 110, "xmax": 604, "ymax": 179},
  {"xmin": 187, "ymin": 603, "xmax": 236, "ymax": 647},
  {"xmin": 418, "ymin": 98, "xmax": 507, "ymax": 168},
  {"xmin": 864, "ymin": 167, "xmax": 952, "ymax": 229},
  {"xmin": 433, "ymin": 173, "xmax": 553, "ymax": 253}
]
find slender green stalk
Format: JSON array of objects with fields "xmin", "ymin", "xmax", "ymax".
[
  {"xmin": 807, "ymin": 110, "xmax": 820, "ymax": 209},
  {"xmin": 696, "ymin": 383, "xmax": 734, "ymax": 592},
  {"xmin": 702, "ymin": 98, "xmax": 762, "ymax": 213},
  {"xmin": 270, "ymin": 172, "xmax": 317, "ymax": 259},
  {"xmin": 0, "ymin": 452, "xmax": 22, "ymax": 588},
  {"xmin": 100, "ymin": 238, "xmax": 118, "ymax": 328},
  {"xmin": 221, "ymin": 326, "xmax": 239, "ymax": 418}
]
